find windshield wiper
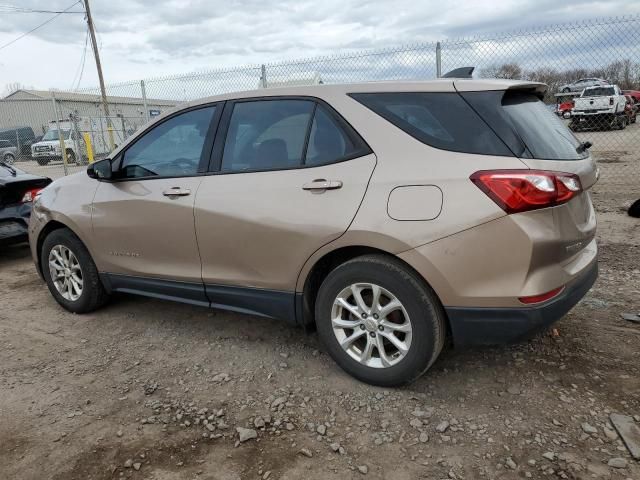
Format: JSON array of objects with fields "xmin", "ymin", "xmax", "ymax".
[{"xmin": 0, "ymin": 159, "xmax": 16, "ymax": 176}]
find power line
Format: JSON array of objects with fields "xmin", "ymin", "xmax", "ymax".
[
  {"xmin": 0, "ymin": 1, "xmax": 81, "ymax": 52},
  {"xmin": 0, "ymin": 4, "xmax": 83, "ymax": 14},
  {"xmin": 70, "ymin": 25, "xmax": 89, "ymax": 90}
]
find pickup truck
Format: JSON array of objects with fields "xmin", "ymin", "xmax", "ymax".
[{"xmin": 570, "ymin": 85, "xmax": 628, "ymax": 131}]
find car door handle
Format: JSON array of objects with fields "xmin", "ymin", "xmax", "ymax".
[
  {"xmin": 302, "ymin": 179, "xmax": 343, "ymax": 191},
  {"xmin": 163, "ymin": 187, "xmax": 191, "ymax": 197}
]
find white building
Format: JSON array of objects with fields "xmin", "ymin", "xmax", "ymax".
[{"xmin": 0, "ymin": 89, "xmax": 177, "ymax": 137}]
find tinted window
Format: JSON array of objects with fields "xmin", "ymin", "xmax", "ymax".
[
  {"xmin": 120, "ymin": 106, "xmax": 215, "ymax": 179},
  {"xmin": 462, "ymin": 90, "xmax": 587, "ymax": 161},
  {"xmin": 305, "ymin": 106, "xmax": 359, "ymax": 165},
  {"xmin": 351, "ymin": 92, "xmax": 512, "ymax": 156},
  {"xmin": 222, "ymin": 100, "xmax": 314, "ymax": 172}
]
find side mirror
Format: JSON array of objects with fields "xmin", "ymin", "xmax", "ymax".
[{"xmin": 87, "ymin": 158, "xmax": 113, "ymax": 181}]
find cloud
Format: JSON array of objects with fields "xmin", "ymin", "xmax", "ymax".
[{"xmin": 0, "ymin": 0, "xmax": 638, "ymax": 91}]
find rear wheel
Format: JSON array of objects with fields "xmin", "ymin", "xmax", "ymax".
[
  {"xmin": 315, "ymin": 255, "xmax": 446, "ymax": 387},
  {"xmin": 42, "ymin": 228, "xmax": 109, "ymax": 313},
  {"xmin": 3, "ymin": 153, "xmax": 15, "ymax": 165}
]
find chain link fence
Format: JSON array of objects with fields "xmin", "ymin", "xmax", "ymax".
[{"xmin": 1, "ymin": 15, "xmax": 638, "ymax": 208}]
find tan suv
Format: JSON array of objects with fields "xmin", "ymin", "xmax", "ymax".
[{"xmin": 29, "ymin": 78, "xmax": 598, "ymax": 386}]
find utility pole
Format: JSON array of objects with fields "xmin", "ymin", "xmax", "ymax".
[{"xmin": 83, "ymin": 0, "xmax": 114, "ymax": 149}]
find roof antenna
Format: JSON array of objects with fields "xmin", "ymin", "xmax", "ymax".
[{"xmin": 441, "ymin": 67, "xmax": 475, "ymax": 79}]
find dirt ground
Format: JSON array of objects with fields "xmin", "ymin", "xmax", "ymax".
[{"xmin": 2, "ymin": 143, "xmax": 640, "ymax": 479}]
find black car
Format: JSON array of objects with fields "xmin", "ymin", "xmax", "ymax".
[{"xmin": 0, "ymin": 160, "xmax": 51, "ymax": 245}]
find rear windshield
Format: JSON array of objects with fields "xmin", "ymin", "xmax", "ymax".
[
  {"xmin": 582, "ymin": 87, "xmax": 615, "ymax": 97},
  {"xmin": 461, "ymin": 91, "xmax": 587, "ymax": 161},
  {"xmin": 350, "ymin": 92, "xmax": 513, "ymax": 157}
]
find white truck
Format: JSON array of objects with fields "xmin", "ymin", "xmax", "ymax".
[
  {"xmin": 31, "ymin": 118, "xmax": 112, "ymax": 166},
  {"xmin": 570, "ymin": 84, "xmax": 628, "ymax": 131}
]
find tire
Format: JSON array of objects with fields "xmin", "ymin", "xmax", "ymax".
[
  {"xmin": 36, "ymin": 158, "xmax": 50, "ymax": 166},
  {"xmin": 315, "ymin": 254, "xmax": 446, "ymax": 387},
  {"xmin": 563, "ymin": 87, "xmax": 571, "ymax": 93},
  {"xmin": 3, "ymin": 153, "xmax": 15, "ymax": 165},
  {"xmin": 65, "ymin": 149, "xmax": 76, "ymax": 164},
  {"xmin": 41, "ymin": 228, "xmax": 109, "ymax": 313}
]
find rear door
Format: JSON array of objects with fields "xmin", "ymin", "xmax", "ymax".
[
  {"xmin": 194, "ymin": 97, "xmax": 376, "ymax": 296},
  {"xmin": 457, "ymin": 84, "xmax": 597, "ymax": 258}
]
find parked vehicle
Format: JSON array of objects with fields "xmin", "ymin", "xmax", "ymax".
[
  {"xmin": 556, "ymin": 100, "xmax": 574, "ymax": 118},
  {"xmin": 559, "ymin": 78, "xmax": 608, "ymax": 93},
  {"xmin": 30, "ymin": 118, "xmax": 111, "ymax": 166},
  {"xmin": 1, "ymin": 160, "xmax": 51, "ymax": 245},
  {"xmin": 624, "ymin": 95, "xmax": 637, "ymax": 124},
  {"xmin": 622, "ymin": 89, "xmax": 640, "ymax": 103},
  {"xmin": 29, "ymin": 80, "xmax": 598, "ymax": 386},
  {"xmin": 570, "ymin": 84, "xmax": 628, "ymax": 130},
  {"xmin": 0, "ymin": 126, "xmax": 37, "ymax": 158},
  {"xmin": 0, "ymin": 140, "xmax": 18, "ymax": 164}
]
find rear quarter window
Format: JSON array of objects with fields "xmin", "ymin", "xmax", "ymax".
[{"xmin": 350, "ymin": 92, "xmax": 513, "ymax": 157}]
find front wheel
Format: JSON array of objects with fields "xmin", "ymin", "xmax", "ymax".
[
  {"xmin": 3, "ymin": 153, "xmax": 15, "ymax": 165},
  {"xmin": 42, "ymin": 228, "xmax": 109, "ymax": 313},
  {"xmin": 36, "ymin": 158, "xmax": 50, "ymax": 166},
  {"xmin": 315, "ymin": 255, "xmax": 446, "ymax": 387}
]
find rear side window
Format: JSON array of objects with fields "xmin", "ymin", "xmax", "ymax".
[
  {"xmin": 221, "ymin": 100, "xmax": 314, "ymax": 172},
  {"xmin": 350, "ymin": 92, "xmax": 513, "ymax": 157},
  {"xmin": 462, "ymin": 90, "xmax": 587, "ymax": 161},
  {"xmin": 305, "ymin": 106, "xmax": 359, "ymax": 166}
]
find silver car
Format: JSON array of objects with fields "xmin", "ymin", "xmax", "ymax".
[
  {"xmin": 0, "ymin": 140, "xmax": 18, "ymax": 164},
  {"xmin": 560, "ymin": 78, "xmax": 608, "ymax": 93}
]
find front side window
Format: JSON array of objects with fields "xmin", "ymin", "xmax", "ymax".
[
  {"xmin": 221, "ymin": 100, "xmax": 314, "ymax": 172},
  {"xmin": 120, "ymin": 106, "xmax": 215, "ymax": 179},
  {"xmin": 351, "ymin": 92, "xmax": 513, "ymax": 156}
]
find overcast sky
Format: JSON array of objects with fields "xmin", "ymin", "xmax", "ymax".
[{"xmin": 0, "ymin": 0, "xmax": 639, "ymax": 94}]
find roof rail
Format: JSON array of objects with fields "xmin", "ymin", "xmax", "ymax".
[{"xmin": 441, "ymin": 67, "xmax": 475, "ymax": 79}]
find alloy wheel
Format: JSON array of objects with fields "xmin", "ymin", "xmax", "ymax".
[
  {"xmin": 331, "ymin": 283, "xmax": 412, "ymax": 368},
  {"xmin": 48, "ymin": 245, "xmax": 83, "ymax": 301}
]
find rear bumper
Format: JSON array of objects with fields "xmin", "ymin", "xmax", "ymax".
[{"xmin": 445, "ymin": 260, "xmax": 597, "ymax": 346}]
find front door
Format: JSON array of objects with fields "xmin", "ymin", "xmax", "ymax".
[
  {"xmin": 195, "ymin": 99, "xmax": 376, "ymax": 299},
  {"xmin": 91, "ymin": 105, "xmax": 219, "ymax": 301}
]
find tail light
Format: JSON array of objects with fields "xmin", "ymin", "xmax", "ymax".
[
  {"xmin": 21, "ymin": 187, "xmax": 43, "ymax": 203},
  {"xmin": 609, "ymin": 97, "xmax": 614, "ymax": 106},
  {"xmin": 470, "ymin": 170, "xmax": 582, "ymax": 214}
]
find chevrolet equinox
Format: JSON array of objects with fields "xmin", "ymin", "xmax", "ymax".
[{"xmin": 29, "ymin": 78, "xmax": 598, "ymax": 386}]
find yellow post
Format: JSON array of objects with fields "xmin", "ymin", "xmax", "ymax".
[{"xmin": 83, "ymin": 132, "xmax": 95, "ymax": 164}]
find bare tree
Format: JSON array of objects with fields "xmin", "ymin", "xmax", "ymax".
[{"xmin": 480, "ymin": 63, "xmax": 523, "ymax": 80}]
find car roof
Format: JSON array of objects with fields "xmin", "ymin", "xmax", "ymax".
[{"xmin": 180, "ymin": 78, "xmax": 546, "ymax": 108}]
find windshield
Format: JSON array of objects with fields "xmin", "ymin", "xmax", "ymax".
[
  {"xmin": 462, "ymin": 90, "xmax": 587, "ymax": 161},
  {"xmin": 41, "ymin": 129, "xmax": 71, "ymax": 141},
  {"xmin": 582, "ymin": 87, "xmax": 615, "ymax": 97}
]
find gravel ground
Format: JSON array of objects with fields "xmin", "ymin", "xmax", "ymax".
[{"xmin": 1, "ymin": 194, "xmax": 639, "ymax": 480}]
